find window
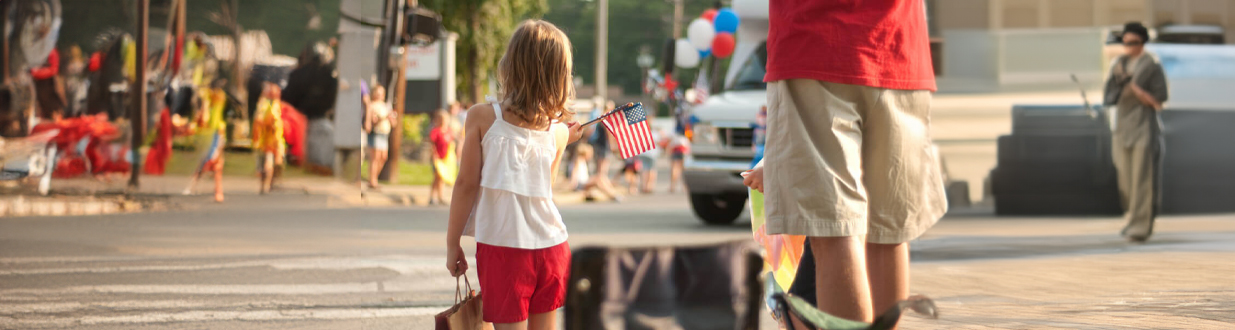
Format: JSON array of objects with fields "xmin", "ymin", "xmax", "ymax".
[{"xmin": 728, "ymin": 42, "xmax": 767, "ymax": 91}]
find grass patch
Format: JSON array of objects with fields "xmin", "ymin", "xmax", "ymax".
[
  {"xmin": 163, "ymin": 149, "xmax": 314, "ymax": 178},
  {"xmin": 361, "ymin": 159, "xmax": 433, "ymax": 186},
  {"xmin": 161, "ymin": 143, "xmax": 431, "ymax": 186}
]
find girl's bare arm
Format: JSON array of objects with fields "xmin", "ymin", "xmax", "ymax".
[{"xmin": 445, "ymin": 105, "xmax": 493, "ymax": 276}]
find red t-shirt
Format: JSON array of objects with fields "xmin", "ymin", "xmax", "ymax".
[
  {"xmin": 429, "ymin": 126, "xmax": 451, "ymax": 159},
  {"xmin": 764, "ymin": 1, "xmax": 935, "ymax": 91}
]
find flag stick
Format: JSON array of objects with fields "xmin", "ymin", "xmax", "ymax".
[{"xmin": 580, "ymin": 102, "xmax": 640, "ymax": 128}]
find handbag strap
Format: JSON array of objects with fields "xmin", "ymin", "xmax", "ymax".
[{"xmin": 454, "ymin": 273, "xmax": 474, "ymax": 304}]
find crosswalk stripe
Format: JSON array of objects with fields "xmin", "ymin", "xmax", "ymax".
[{"xmin": 0, "ymin": 307, "xmax": 442, "ymax": 328}]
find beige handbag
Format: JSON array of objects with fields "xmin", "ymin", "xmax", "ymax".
[{"xmin": 435, "ymin": 275, "xmax": 493, "ymax": 330}]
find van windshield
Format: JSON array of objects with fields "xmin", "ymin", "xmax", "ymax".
[{"xmin": 729, "ymin": 42, "xmax": 768, "ymax": 91}]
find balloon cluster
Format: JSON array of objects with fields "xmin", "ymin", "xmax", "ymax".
[{"xmin": 675, "ymin": 8, "xmax": 739, "ymax": 69}]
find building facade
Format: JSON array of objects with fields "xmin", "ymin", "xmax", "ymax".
[{"xmin": 932, "ymin": 0, "xmax": 1235, "ymax": 90}]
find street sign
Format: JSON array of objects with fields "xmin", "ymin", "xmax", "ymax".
[{"xmin": 404, "ymin": 41, "xmax": 440, "ymax": 80}]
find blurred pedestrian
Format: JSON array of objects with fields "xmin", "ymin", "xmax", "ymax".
[
  {"xmin": 667, "ymin": 132, "xmax": 690, "ymax": 194},
  {"xmin": 363, "ymin": 85, "xmax": 394, "ymax": 190},
  {"xmin": 30, "ymin": 48, "xmax": 66, "ymax": 119},
  {"xmin": 253, "ymin": 82, "xmax": 286, "ymax": 194},
  {"xmin": 568, "ymin": 143, "xmax": 593, "ymax": 191},
  {"xmin": 429, "ymin": 109, "xmax": 457, "ymax": 206},
  {"xmin": 583, "ymin": 101, "xmax": 622, "ymax": 202},
  {"xmin": 444, "ymin": 20, "xmax": 585, "ymax": 330},
  {"xmin": 622, "ymin": 157, "xmax": 640, "ymax": 195},
  {"xmin": 635, "ymin": 129, "xmax": 666, "ymax": 194},
  {"xmin": 1105, "ymin": 22, "xmax": 1168, "ymax": 243},
  {"xmin": 763, "ymin": 0, "xmax": 947, "ymax": 324}
]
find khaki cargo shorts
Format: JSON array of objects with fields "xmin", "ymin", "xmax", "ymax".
[{"xmin": 764, "ymin": 79, "xmax": 946, "ymax": 244}]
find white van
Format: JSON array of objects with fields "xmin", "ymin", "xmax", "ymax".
[{"xmin": 683, "ymin": 0, "xmax": 768, "ymax": 224}]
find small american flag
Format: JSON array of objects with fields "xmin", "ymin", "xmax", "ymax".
[{"xmin": 602, "ymin": 103, "xmax": 656, "ymax": 159}]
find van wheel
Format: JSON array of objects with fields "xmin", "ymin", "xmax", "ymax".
[{"xmin": 690, "ymin": 193, "xmax": 747, "ymax": 225}]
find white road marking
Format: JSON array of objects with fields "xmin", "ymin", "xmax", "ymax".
[{"xmin": 0, "ymin": 307, "xmax": 442, "ymax": 328}]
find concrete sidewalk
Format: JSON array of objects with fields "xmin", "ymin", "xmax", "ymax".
[
  {"xmin": 898, "ymin": 215, "xmax": 1235, "ymax": 329},
  {"xmin": 0, "ymin": 174, "xmax": 595, "ymax": 216}
]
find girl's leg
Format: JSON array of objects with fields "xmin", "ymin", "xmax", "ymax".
[
  {"xmin": 670, "ymin": 159, "xmax": 683, "ymax": 193},
  {"xmin": 261, "ymin": 152, "xmax": 274, "ymax": 194},
  {"xmin": 527, "ymin": 310, "xmax": 557, "ymax": 330},
  {"xmin": 430, "ymin": 173, "xmax": 442, "ymax": 204},
  {"xmin": 493, "ymin": 321, "xmax": 528, "ymax": 330},
  {"xmin": 212, "ymin": 159, "xmax": 225, "ymax": 202},
  {"xmin": 642, "ymin": 167, "xmax": 657, "ymax": 194},
  {"xmin": 367, "ymin": 148, "xmax": 380, "ymax": 187},
  {"xmin": 184, "ymin": 169, "xmax": 202, "ymax": 195}
]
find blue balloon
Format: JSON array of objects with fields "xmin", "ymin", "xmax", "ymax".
[
  {"xmin": 713, "ymin": 8, "xmax": 739, "ymax": 34},
  {"xmin": 699, "ymin": 49, "xmax": 711, "ymax": 59}
]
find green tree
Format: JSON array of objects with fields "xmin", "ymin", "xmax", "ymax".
[
  {"xmin": 543, "ymin": 0, "xmax": 717, "ymax": 98},
  {"xmin": 423, "ymin": 0, "xmax": 548, "ymax": 103}
]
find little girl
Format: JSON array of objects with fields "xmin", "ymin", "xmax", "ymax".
[
  {"xmin": 445, "ymin": 20, "xmax": 583, "ymax": 330},
  {"xmin": 429, "ymin": 109, "xmax": 457, "ymax": 206}
]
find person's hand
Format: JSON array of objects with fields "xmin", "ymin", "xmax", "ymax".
[
  {"xmin": 567, "ymin": 122, "xmax": 585, "ymax": 144},
  {"xmin": 446, "ymin": 243, "xmax": 469, "ymax": 277},
  {"xmin": 742, "ymin": 167, "xmax": 764, "ymax": 193}
]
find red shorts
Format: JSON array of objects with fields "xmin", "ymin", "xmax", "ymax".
[{"xmin": 475, "ymin": 242, "xmax": 571, "ymax": 323}]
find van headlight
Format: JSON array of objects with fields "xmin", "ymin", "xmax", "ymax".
[{"xmin": 692, "ymin": 122, "xmax": 719, "ymax": 145}]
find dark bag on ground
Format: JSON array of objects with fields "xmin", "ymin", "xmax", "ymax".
[
  {"xmin": 773, "ymin": 294, "xmax": 938, "ymax": 330},
  {"xmin": 565, "ymin": 240, "xmax": 763, "ymax": 330}
]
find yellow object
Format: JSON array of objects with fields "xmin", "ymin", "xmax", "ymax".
[
  {"xmin": 200, "ymin": 88, "xmax": 228, "ymax": 133},
  {"xmin": 253, "ymin": 97, "xmax": 285, "ymax": 154},
  {"xmin": 123, "ymin": 38, "xmax": 136, "ymax": 82},
  {"xmin": 433, "ymin": 143, "xmax": 459, "ymax": 186},
  {"xmin": 749, "ymin": 189, "xmax": 807, "ymax": 290}
]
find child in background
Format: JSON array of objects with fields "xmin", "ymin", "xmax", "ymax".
[
  {"xmin": 363, "ymin": 85, "xmax": 395, "ymax": 190},
  {"xmin": 568, "ymin": 144, "xmax": 592, "ymax": 191},
  {"xmin": 428, "ymin": 109, "xmax": 457, "ymax": 206},
  {"xmin": 667, "ymin": 133, "xmax": 690, "ymax": 194},
  {"xmin": 444, "ymin": 20, "xmax": 585, "ymax": 330},
  {"xmin": 622, "ymin": 157, "xmax": 641, "ymax": 195}
]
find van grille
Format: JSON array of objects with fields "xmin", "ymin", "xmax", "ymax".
[{"xmin": 720, "ymin": 128, "xmax": 754, "ymax": 148}]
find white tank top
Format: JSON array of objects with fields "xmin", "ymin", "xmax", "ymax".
[{"xmin": 463, "ymin": 103, "xmax": 568, "ymax": 249}]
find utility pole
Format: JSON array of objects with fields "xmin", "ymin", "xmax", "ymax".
[
  {"xmin": 379, "ymin": 0, "xmax": 408, "ymax": 182},
  {"xmin": 130, "ymin": 0, "xmax": 149, "ymax": 189},
  {"xmin": 672, "ymin": 0, "xmax": 684, "ymax": 39},
  {"xmin": 596, "ymin": 0, "xmax": 608, "ymax": 102}
]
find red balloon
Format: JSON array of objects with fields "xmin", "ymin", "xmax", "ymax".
[
  {"xmin": 711, "ymin": 32, "xmax": 736, "ymax": 58},
  {"xmin": 701, "ymin": 9, "xmax": 718, "ymax": 23}
]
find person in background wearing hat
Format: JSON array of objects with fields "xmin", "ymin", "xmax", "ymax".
[{"xmin": 1104, "ymin": 22, "xmax": 1168, "ymax": 243}]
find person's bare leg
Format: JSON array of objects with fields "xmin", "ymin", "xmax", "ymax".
[
  {"xmin": 669, "ymin": 160, "xmax": 682, "ymax": 193},
  {"xmin": 867, "ymin": 242, "xmax": 909, "ymax": 322},
  {"xmin": 527, "ymin": 310, "xmax": 556, "ymax": 330},
  {"xmin": 811, "ymin": 236, "xmax": 873, "ymax": 323},
  {"xmin": 212, "ymin": 162, "xmax": 225, "ymax": 203},
  {"xmin": 642, "ymin": 168, "xmax": 657, "ymax": 194},
  {"xmin": 184, "ymin": 169, "xmax": 202, "ymax": 195},
  {"xmin": 493, "ymin": 321, "xmax": 528, "ymax": 330},
  {"xmin": 367, "ymin": 149, "xmax": 380, "ymax": 187},
  {"xmin": 261, "ymin": 153, "xmax": 274, "ymax": 194},
  {"xmin": 430, "ymin": 174, "xmax": 441, "ymax": 204}
]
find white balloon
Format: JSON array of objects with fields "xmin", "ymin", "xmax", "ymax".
[
  {"xmin": 674, "ymin": 39, "xmax": 701, "ymax": 68},
  {"xmin": 687, "ymin": 19, "xmax": 715, "ymax": 51}
]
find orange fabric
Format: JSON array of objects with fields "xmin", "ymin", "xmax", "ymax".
[
  {"xmin": 144, "ymin": 108, "xmax": 173, "ymax": 175},
  {"xmin": 280, "ymin": 103, "xmax": 307, "ymax": 166}
]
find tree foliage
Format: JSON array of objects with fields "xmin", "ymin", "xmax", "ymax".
[{"xmin": 423, "ymin": 0, "xmax": 548, "ymax": 103}]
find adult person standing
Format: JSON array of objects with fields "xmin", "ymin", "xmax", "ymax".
[
  {"xmin": 1105, "ymin": 22, "xmax": 1168, "ymax": 243},
  {"xmin": 363, "ymin": 85, "xmax": 395, "ymax": 189},
  {"xmin": 761, "ymin": 1, "xmax": 947, "ymax": 324}
]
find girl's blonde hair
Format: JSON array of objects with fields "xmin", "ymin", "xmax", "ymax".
[{"xmin": 498, "ymin": 20, "xmax": 575, "ymax": 128}]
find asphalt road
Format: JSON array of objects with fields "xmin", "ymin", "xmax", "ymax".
[
  {"xmin": 6, "ymin": 189, "xmax": 1235, "ymax": 329},
  {"xmin": 0, "ymin": 192, "xmax": 756, "ymax": 330}
]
